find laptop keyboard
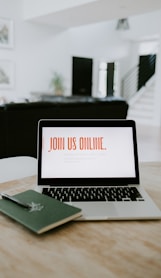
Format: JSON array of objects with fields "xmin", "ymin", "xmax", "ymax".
[{"xmin": 43, "ymin": 186, "xmax": 144, "ymax": 202}]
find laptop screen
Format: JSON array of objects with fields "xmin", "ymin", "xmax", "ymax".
[{"xmin": 38, "ymin": 120, "xmax": 139, "ymax": 186}]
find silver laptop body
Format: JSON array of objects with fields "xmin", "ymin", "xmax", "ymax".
[{"xmin": 36, "ymin": 119, "xmax": 161, "ymax": 220}]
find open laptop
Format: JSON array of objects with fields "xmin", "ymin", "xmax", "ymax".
[{"xmin": 36, "ymin": 119, "xmax": 161, "ymax": 220}]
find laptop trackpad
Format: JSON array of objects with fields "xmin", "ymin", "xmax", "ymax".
[{"xmin": 71, "ymin": 202, "xmax": 117, "ymax": 220}]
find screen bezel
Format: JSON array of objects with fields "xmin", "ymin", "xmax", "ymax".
[{"xmin": 37, "ymin": 119, "xmax": 140, "ymax": 186}]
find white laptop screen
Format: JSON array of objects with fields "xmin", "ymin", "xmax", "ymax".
[{"xmin": 38, "ymin": 120, "xmax": 139, "ymax": 186}]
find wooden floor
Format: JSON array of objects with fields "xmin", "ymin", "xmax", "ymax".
[{"xmin": 136, "ymin": 124, "xmax": 161, "ymax": 162}]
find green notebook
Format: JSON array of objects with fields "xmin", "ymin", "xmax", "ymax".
[{"xmin": 0, "ymin": 190, "xmax": 82, "ymax": 234}]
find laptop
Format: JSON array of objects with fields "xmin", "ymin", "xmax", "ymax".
[{"xmin": 36, "ymin": 119, "xmax": 161, "ymax": 220}]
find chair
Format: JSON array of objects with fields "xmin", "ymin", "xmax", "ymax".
[{"xmin": 0, "ymin": 156, "xmax": 37, "ymax": 183}]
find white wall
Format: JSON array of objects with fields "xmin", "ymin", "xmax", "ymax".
[{"xmin": 0, "ymin": 0, "xmax": 72, "ymax": 100}]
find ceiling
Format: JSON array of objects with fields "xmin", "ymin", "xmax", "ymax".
[{"xmin": 28, "ymin": 0, "xmax": 161, "ymax": 28}]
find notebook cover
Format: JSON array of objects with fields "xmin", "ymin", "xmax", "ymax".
[{"xmin": 0, "ymin": 190, "xmax": 82, "ymax": 234}]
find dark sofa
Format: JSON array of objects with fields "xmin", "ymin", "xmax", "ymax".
[{"xmin": 0, "ymin": 96, "xmax": 128, "ymax": 159}]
